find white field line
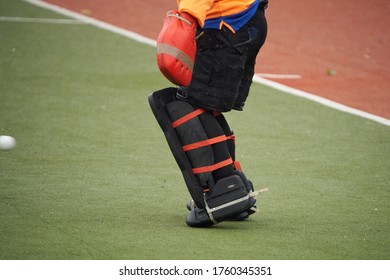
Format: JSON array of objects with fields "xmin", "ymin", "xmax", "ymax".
[
  {"xmin": 21, "ymin": 0, "xmax": 156, "ymax": 47},
  {"xmin": 256, "ymin": 73, "xmax": 302, "ymax": 79},
  {"xmin": 0, "ymin": 16, "xmax": 86, "ymax": 24},
  {"xmin": 253, "ymin": 76, "xmax": 390, "ymax": 126},
  {"xmin": 21, "ymin": 0, "xmax": 390, "ymax": 127}
]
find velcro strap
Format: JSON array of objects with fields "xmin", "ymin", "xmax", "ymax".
[
  {"xmin": 192, "ymin": 158, "xmax": 233, "ymax": 174},
  {"xmin": 234, "ymin": 160, "xmax": 242, "ymax": 171},
  {"xmin": 182, "ymin": 134, "xmax": 236, "ymax": 152},
  {"xmin": 171, "ymin": 108, "xmax": 206, "ymax": 128},
  {"xmin": 226, "ymin": 134, "xmax": 235, "ymax": 144},
  {"xmin": 182, "ymin": 135, "xmax": 226, "ymax": 152}
]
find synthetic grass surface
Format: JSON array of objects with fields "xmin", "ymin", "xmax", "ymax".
[{"xmin": 0, "ymin": 0, "xmax": 389, "ymax": 260}]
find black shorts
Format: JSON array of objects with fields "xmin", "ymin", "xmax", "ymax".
[{"xmin": 180, "ymin": 7, "xmax": 267, "ymax": 112}]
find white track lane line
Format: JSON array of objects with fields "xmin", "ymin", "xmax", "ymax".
[{"xmin": 21, "ymin": 0, "xmax": 390, "ymax": 126}]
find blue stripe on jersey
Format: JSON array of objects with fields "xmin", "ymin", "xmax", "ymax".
[{"xmin": 203, "ymin": 0, "xmax": 262, "ymax": 31}]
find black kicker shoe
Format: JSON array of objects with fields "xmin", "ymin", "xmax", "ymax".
[
  {"xmin": 185, "ymin": 199, "xmax": 257, "ymax": 222},
  {"xmin": 186, "ymin": 206, "xmax": 215, "ymax": 227}
]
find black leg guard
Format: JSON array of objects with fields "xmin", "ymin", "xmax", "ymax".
[
  {"xmin": 149, "ymin": 88, "xmax": 261, "ymax": 227},
  {"xmin": 215, "ymin": 113, "xmax": 236, "ymax": 162},
  {"xmin": 148, "ymin": 88, "xmax": 209, "ymax": 208}
]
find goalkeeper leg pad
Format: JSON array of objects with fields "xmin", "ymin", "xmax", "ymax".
[
  {"xmin": 148, "ymin": 88, "xmax": 257, "ymax": 227},
  {"xmin": 148, "ymin": 87, "xmax": 212, "ymax": 208}
]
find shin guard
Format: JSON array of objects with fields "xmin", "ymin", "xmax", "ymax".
[
  {"xmin": 149, "ymin": 88, "xmax": 259, "ymax": 226},
  {"xmin": 148, "ymin": 88, "xmax": 209, "ymax": 208}
]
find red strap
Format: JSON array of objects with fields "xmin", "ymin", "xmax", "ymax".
[
  {"xmin": 171, "ymin": 108, "xmax": 206, "ymax": 128},
  {"xmin": 182, "ymin": 135, "xmax": 227, "ymax": 152},
  {"xmin": 183, "ymin": 134, "xmax": 235, "ymax": 152},
  {"xmin": 226, "ymin": 134, "xmax": 235, "ymax": 144},
  {"xmin": 192, "ymin": 158, "xmax": 233, "ymax": 174},
  {"xmin": 234, "ymin": 160, "xmax": 242, "ymax": 171}
]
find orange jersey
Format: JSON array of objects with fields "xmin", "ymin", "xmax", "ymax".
[{"xmin": 177, "ymin": 0, "xmax": 258, "ymax": 27}]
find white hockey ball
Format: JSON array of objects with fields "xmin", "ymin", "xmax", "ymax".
[{"xmin": 0, "ymin": 135, "xmax": 16, "ymax": 151}]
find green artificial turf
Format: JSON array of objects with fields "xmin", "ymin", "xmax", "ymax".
[{"xmin": 0, "ymin": 0, "xmax": 389, "ymax": 260}]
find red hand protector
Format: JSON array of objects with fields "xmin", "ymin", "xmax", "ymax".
[{"xmin": 156, "ymin": 10, "xmax": 198, "ymax": 87}]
